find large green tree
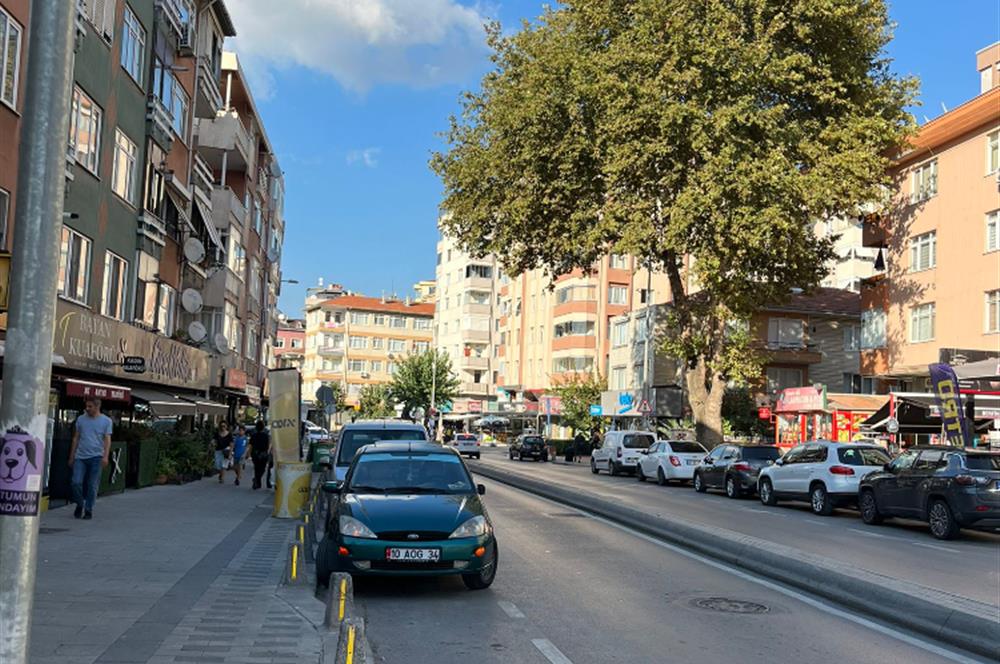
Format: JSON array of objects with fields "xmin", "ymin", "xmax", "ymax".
[
  {"xmin": 550, "ymin": 373, "xmax": 606, "ymax": 436},
  {"xmin": 389, "ymin": 350, "xmax": 460, "ymax": 419},
  {"xmin": 432, "ymin": 0, "xmax": 915, "ymax": 445},
  {"xmin": 358, "ymin": 384, "xmax": 394, "ymax": 420}
]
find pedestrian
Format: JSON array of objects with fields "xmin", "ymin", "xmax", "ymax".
[
  {"xmin": 249, "ymin": 420, "xmax": 271, "ymax": 490},
  {"xmin": 213, "ymin": 422, "xmax": 233, "ymax": 484},
  {"xmin": 67, "ymin": 397, "xmax": 112, "ymax": 520},
  {"xmin": 230, "ymin": 424, "xmax": 248, "ymax": 486},
  {"xmin": 590, "ymin": 430, "xmax": 601, "ymax": 455}
]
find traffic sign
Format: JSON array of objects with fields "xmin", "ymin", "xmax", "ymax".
[
  {"xmin": 589, "ymin": 404, "xmax": 602, "ymax": 417},
  {"xmin": 886, "ymin": 417, "xmax": 900, "ymax": 434},
  {"xmin": 637, "ymin": 399, "xmax": 652, "ymax": 415},
  {"xmin": 315, "ymin": 384, "xmax": 334, "ymax": 405}
]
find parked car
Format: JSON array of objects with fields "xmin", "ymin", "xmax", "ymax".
[
  {"xmin": 693, "ymin": 444, "xmax": 781, "ymax": 498},
  {"xmin": 591, "ymin": 431, "xmax": 656, "ymax": 476},
  {"xmin": 331, "ymin": 420, "xmax": 428, "ymax": 482},
  {"xmin": 858, "ymin": 446, "xmax": 1000, "ymax": 540},
  {"xmin": 509, "ymin": 434, "xmax": 548, "ymax": 462},
  {"xmin": 637, "ymin": 439, "xmax": 709, "ymax": 485},
  {"xmin": 454, "ymin": 433, "xmax": 481, "ymax": 459},
  {"xmin": 316, "ymin": 441, "xmax": 497, "ymax": 590},
  {"xmin": 304, "ymin": 421, "xmax": 330, "ymax": 443},
  {"xmin": 757, "ymin": 441, "xmax": 892, "ymax": 515}
]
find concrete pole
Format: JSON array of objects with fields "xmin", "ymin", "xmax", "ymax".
[
  {"xmin": 0, "ymin": 3, "xmax": 77, "ymax": 662},
  {"xmin": 643, "ymin": 265, "xmax": 653, "ymax": 431}
]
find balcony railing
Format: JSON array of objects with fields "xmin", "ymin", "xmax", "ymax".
[
  {"xmin": 197, "ymin": 58, "xmax": 224, "ymax": 117},
  {"xmin": 192, "ymin": 153, "xmax": 214, "ymax": 208},
  {"xmin": 461, "ymin": 356, "xmax": 490, "ymax": 370},
  {"xmin": 154, "ymin": 0, "xmax": 187, "ymax": 43},
  {"xmin": 211, "ymin": 186, "xmax": 247, "ymax": 226},
  {"xmin": 461, "ymin": 382, "xmax": 491, "ymax": 396},
  {"xmin": 318, "ymin": 345, "xmax": 345, "ymax": 357}
]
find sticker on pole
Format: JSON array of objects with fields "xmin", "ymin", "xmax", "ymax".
[{"xmin": 0, "ymin": 427, "xmax": 44, "ymax": 517}]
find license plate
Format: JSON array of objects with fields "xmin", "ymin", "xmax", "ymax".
[
  {"xmin": 385, "ymin": 547, "xmax": 440, "ymax": 562},
  {"xmin": 686, "ymin": 460, "xmax": 698, "ymax": 465}
]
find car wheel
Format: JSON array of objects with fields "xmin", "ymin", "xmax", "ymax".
[
  {"xmin": 928, "ymin": 499, "xmax": 960, "ymax": 540},
  {"xmin": 693, "ymin": 472, "xmax": 706, "ymax": 493},
  {"xmin": 810, "ymin": 483, "xmax": 834, "ymax": 516},
  {"xmin": 759, "ymin": 479, "xmax": 777, "ymax": 506},
  {"xmin": 509, "ymin": 451, "xmax": 514, "ymax": 460},
  {"xmin": 609, "ymin": 460, "xmax": 619, "ymax": 476},
  {"xmin": 859, "ymin": 490, "xmax": 883, "ymax": 525},
  {"xmin": 656, "ymin": 468, "xmax": 667, "ymax": 486},
  {"xmin": 519, "ymin": 453, "xmax": 524, "ymax": 462},
  {"xmin": 475, "ymin": 454, "xmax": 481, "ymax": 460},
  {"xmin": 462, "ymin": 541, "xmax": 498, "ymax": 590},
  {"xmin": 725, "ymin": 476, "xmax": 740, "ymax": 499},
  {"xmin": 636, "ymin": 466, "xmax": 646, "ymax": 482},
  {"xmin": 590, "ymin": 457, "xmax": 599, "ymax": 474},
  {"xmin": 315, "ymin": 536, "xmax": 335, "ymax": 589}
]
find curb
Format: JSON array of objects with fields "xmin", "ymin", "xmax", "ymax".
[{"xmin": 472, "ymin": 463, "xmax": 1000, "ymax": 660}]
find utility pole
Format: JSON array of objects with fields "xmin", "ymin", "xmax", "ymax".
[{"xmin": 0, "ymin": 3, "xmax": 77, "ymax": 662}]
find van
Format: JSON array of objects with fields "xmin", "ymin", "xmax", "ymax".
[
  {"xmin": 331, "ymin": 420, "xmax": 428, "ymax": 481},
  {"xmin": 591, "ymin": 430, "xmax": 657, "ymax": 476}
]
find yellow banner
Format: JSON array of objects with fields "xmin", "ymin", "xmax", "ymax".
[{"xmin": 267, "ymin": 368, "xmax": 301, "ymax": 464}]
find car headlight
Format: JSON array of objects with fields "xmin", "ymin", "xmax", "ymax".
[
  {"xmin": 339, "ymin": 515, "xmax": 377, "ymax": 539},
  {"xmin": 449, "ymin": 515, "xmax": 488, "ymax": 539}
]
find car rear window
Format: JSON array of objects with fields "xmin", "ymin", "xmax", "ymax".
[
  {"xmin": 741, "ymin": 447, "xmax": 781, "ymax": 461},
  {"xmin": 337, "ymin": 428, "xmax": 427, "ymax": 465},
  {"xmin": 623, "ymin": 434, "xmax": 655, "ymax": 449},
  {"xmin": 523, "ymin": 436, "xmax": 544, "ymax": 444},
  {"xmin": 667, "ymin": 441, "xmax": 704, "ymax": 454},
  {"xmin": 838, "ymin": 447, "xmax": 891, "ymax": 466},
  {"xmin": 964, "ymin": 454, "xmax": 1000, "ymax": 471},
  {"xmin": 456, "ymin": 435, "xmax": 476, "ymax": 441}
]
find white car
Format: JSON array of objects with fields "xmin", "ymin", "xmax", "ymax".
[
  {"xmin": 454, "ymin": 433, "xmax": 481, "ymax": 459},
  {"xmin": 304, "ymin": 421, "xmax": 330, "ymax": 443},
  {"xmin": 636, "ymin": 439, "xmax": 709, "ymax": 485},
  {"xmin": 757, "ymin": 440, "xmax": 892, "ymax": 515},
  {"xmin": 592, "ymin": 431, "xmax": 656, "ymax": 476}
]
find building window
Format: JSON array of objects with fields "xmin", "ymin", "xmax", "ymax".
[
  {"xmin": 843, "ymin": 324, "xmax": 860, "ymax": 351},
  {"xmin": 291, "ymin": 338, "xmax": 303, "ymax": 349},
  {"xmin": 0, "ymin": 8, "xmax": 22, "ymax": 109},
  {"xmin": 157, "ymin": 284, "xmax": 176, "ymax": 335},
  {"xmin": 249, "ymin": 257, "xmax": 261, "ymax": 301},
  {"xmin": 252, "ymin": 197, "xmax": 262, "ymax": 236},
  {"xmin": 987, "ymin": 290, "xmax": 1000, "ymax": 333},
  {"xmin": 275, "ymin": 337, "xmax": 285, "ymax": 348},
  {"xmin": 369, "ymin": 337, "xmax": 383, "ymax": 349},
  {"xmin": 246, "ymin": 324, "xmax": 258, "ymax": 361},
  {"xmin": 612, "ymin": 321, "xmax": 628, "ymax": 347},
  {"xmin": 101, "ymin": 252, "xmax": 128, "ymax": 320},
  {"xmin": 609, "ymin": 254, "xmax": 628, "ymax": 270},
  {"xmin": 465, "ymin": 264, "xmax": 493, "ymax": 280},
  {"xmin": 227, "ymin": 234, "xmax": 245, "ymax": 277},
  {"xmin": 767, "ymin": 318, "xmax": 805, "ymax": 349},
  {"xmin": 414, "ymin": 341, "xmax": 430, "ymax": 353},
  {"xmin": 69, "ymin": 86, "xmax": 103, "ymax": 175},
  {"xmin": 58, "ymin": 227, "xmax": 92, "ymax": 303},
  {"xmin": 81, "ymin": 0, "xmax": 115, "ymax": 41},
  {"xmin": 554, "ymin": 320, "xmax": 595, "ymax": 338},
  {"xmin": 766, "ymin": 367, "xmax": 803, "ymax": 394},
  {"xmin": 909, "ymin": 303, "xmax": 935, "ymax": 343},
  {"xmin": 860, "ymin": 309, "xmax": 886, "ymax": 349},
  {"xmin": 611, "ymin": 366, "xmax": 626, "ymax": 390},
  {"xmin": 909, "ymin": 231, "xmax": 936, "ymax": 272},
  {"xmin": 348, "ymin": 359, "xmax": 366, "ymax": 373},
  {"xmin": 370, "ymin": 360, "xmax": 383, "ymax": 373},
  {"xmin": 120, "ymin": 5, "xmax": 145, "ymax": 85},
  {"xmin": 639, "ymin": 288, "xmax": 653, "ymax": 305},
  {"xmin": 987, "ymin": 211, "xmax": 999, "ymax": 253},
  {"xmin": 388, "ymin": 339, "xmax": 406, "ymax": 352},
  {"xmin": 608, "ymin": 285, "xmax": 628, "ymax": 305},
  {"xmin": 0, "ymin": 188, "xmax": 8, "ymax": 248},
  {"xmin": 390, "ymin": 315, "xmax": 406, "ymax": 328},
  {"xmin": 387, "ymin": 361, "xmax": 398, "ymax": 375},
  {"xmin": 842, "ymin": 373, "xmax": 875, "ymax": 394},
  {"xmin": 350, "ymin": 311, "xmax": 370, "ymax": 325},
  {"xmin": 144, "ymin": 140, "xmax": 167, "ymax": 217},
  {"xmin": 910, "ymin": 160, "xmax": 937, "ymax": 202},
  {"xmin": 349, "ymin": 335, "xmax": 367, "ymax": 349},
  {"xmin": 373, "ymin": 314, "xmax": 385, "ymax": 326},
  {"xmin": 224, "ymin": 301, "xmax": 241, "ymax": 352},
  {"xmin": 988, "ymin": 131, "xmax": 999, "ymax": 174},
  {"xmin": 414, "ymin": 318, "xmax": 433, "ymax": 330},
  {"xmin": 111, "ymin": 128, "xmax": 138, "ymax": 205},
  {"xmin": 552, "ymin": 356, "xmax": 594, "ymax": 373},
  {"xmin": 152, "ymin": 58, "xmax": 189, "ymax": 139}
]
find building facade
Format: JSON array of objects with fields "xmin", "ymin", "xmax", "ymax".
[
  {"xmin": 860, "ymin": 43, "xmax": 1000, "ymax": 391},
  {"xmin": 274, "ymin": 318, "xmax": 305, "ymax": 371},
  {"xmin": 814, "ymin": 216, "xmax": 880, "ymax": 292},
  {"xmin": 303, "ymin": 295, "xmax": 434, "ymax": 407},
  {"xmin": 413, "ymin": 279, "xmax": 436, "ymax": 304},
  {"xmin": 0, "ymin": 0, "xmax": 27, "ymax": 258}
]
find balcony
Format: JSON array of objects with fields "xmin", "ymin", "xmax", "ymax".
[
  {"xmin": 318, "ymin": 345, "xmax": 345, "ymax": 357},
  {"xmin": 322, "ymin": 320, "xmax": 345, "ymax": 330},
  {"xmin": 755, "ymin": 340, "xmax": 823, "ymax": 365},
  {"xmin": 202, "ymin": 267, "xmax": 242, "ymax": 307},
  {"xmin": 146, "ymin": 96, "xmax": 174, "ymax": 150},
  {"xmin": 462, "ymin": 303, "xmax": 492, "ymax": 316},
  {"xmin": 196, "ymin": 58, "xmax": 224, "ymax": 119},
  {"xmin": 196, "ymin": 112, "xmax": 255, "ymax": 173},
  {"xmin": 552, "ymin": 335, "xmax": 597, "ymax": 351},
  {"xmin": 861, "ymin": 213, "xmax": 887, "ymax": 248},
  {"xmin": 211, "ymin": 186, "xmax": 247, "ymax": 227},
  {"xmin": 463, "ymin": 276, "xmax": 493, "ymax": 290},
  {"xmin": 460, "ymin": 356, "xmax": 489, "ymax": 370},
  {"xmin": 192, "ymin": 153, "xmax": 214, "ymax": 210},
  {"xmin": 460, "ymin": 329, "xmax": 490, "ymax": 343},
  {"xmin": 461, "ymin": 382, "xmax": 491, "ymax": 396},
  {"xmin": 154, "ymin": 0, "xmax": 189, "ymax": 44}
]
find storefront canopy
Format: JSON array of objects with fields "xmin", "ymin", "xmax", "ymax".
[
  {"xmin": 953, "ymin": 358, "xmax": 1000, "ymax": 380},
  {"xmin": 195, "ymin": 401, "xmax": 229, "ymax": 417},
  {"xmin": 131, "ymin": 387, "xmax": 197, "ymax": 417},
  {"xmin": 863, "ymin": 393, "xmax": 998, "ymax": 433}
]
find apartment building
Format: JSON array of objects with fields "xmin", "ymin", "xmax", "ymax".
[
  {"xmin": 814, "ymin": 216, "xmax": 880, "ymax": 292},
  {"xmin": 274, "ymin": 318, "xmax": 305, "ymax": 371},
  {"xmin": 303, "ymin": 295, "xmax": 434, "ymax": 407},
  {"xmin": 413, "ymin": 280, "xmax": 437, "ymax": 304},
  {"xmin": 0, "ymin": 1, "xmax": 26, "ymax": 257},
  {"xmin": 860, "ymin": 43, "xmax": 1000, "ymax": 391},
  {"xmin": 434, "ymin": 231, "xmax": 499, "ymax": 414}
]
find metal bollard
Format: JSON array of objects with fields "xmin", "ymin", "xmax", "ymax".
[{"xmin": 325, "ymin": 572, "xmax": 354, "ymax": 628}]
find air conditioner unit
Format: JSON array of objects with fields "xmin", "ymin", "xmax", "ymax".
[{"xmin": 178, "ymin": 24, "xmax": 195, "ymax": 56}]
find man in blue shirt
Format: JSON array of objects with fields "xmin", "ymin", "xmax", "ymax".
[{"xmin": 68, "ymin": 397, "xmax": 113, "ymax": 520}]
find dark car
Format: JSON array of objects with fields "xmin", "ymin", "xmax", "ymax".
[
  {"xmin": 509, "ymin": 434, "xmax": 549, "ymax": 462},
  {"xmin": 858, "ymin": 446, "xmax": 1000, "ymax": 540},
  {"xmin": 316, "ymin": 441, "xmax": 498, "ymax": 590},
  {"xmin": 693, "ymin": 444, "xmax": 781, "ymax": 498},
  {"xmin": 331, "ymin": 419, "xmax": 428, "ymax": 482}
]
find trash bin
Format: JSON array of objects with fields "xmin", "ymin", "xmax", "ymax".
[{"xmin": 312, "ymin": 443, "xmax": 333, "ymax": 472}]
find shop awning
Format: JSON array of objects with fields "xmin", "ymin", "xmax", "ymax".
[
  {"xmin": 196, "ymin": 401, "xmax": 229, "ymax": 417},
  {"xmin": 64, "ymin": 378, "xmax": 131, "ymax": 403},
  {"xmin": 131, "ymin": 387, "xmax": 197, "ymax": 417},
  {"xmin": 193, "ymin": 197, "xmax": 224, "ymax": 250},
  {"xmin": 862, "ymin": 393, "xmax": 998, "ymax": 433}
]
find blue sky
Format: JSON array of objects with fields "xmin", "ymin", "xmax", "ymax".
[{"xmin": 226, "ymin": 1, "xmax": 998, "ymax": 316}]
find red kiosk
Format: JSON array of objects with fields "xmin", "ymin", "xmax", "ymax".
[{"xmin": 774, "ymin": 385, "xmax": 888, "ymax": 450}]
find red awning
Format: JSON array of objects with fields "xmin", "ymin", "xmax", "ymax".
[{"xmin": 64, "ymin": 379, "xmax": 131, "ymax": 403}]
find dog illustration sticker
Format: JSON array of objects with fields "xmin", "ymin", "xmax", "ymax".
[{"xmin": 0, "ymin": 428, "xmax": 44, "ymax": 516}]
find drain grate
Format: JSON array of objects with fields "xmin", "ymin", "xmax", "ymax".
[
  {"xmin": 39, "ymin": 527, "xmax": 69, "ymax": 534},
  {"xmin": 689, "ymin": 597, "xmax": 769, "ymax": 614}
]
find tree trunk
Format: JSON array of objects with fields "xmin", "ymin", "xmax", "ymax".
[{"xmin": 686, "ymin": 356, "xmax": 726, "ymax": 448}]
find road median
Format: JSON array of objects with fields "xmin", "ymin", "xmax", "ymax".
[{"xmin": 471, "ymin": 462, "xmax": 998, "ymax": 660}]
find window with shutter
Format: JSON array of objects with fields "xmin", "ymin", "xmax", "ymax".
[{"xmin": 987, "ymin": 211, "xmax": 999, "ymax": 253}]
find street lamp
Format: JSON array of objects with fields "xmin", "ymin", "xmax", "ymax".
[{"xmin": 282, "ymin": 279, "xmax": 299, "ymax": 285}]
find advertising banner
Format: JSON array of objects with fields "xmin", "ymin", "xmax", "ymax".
[
  {"xmin": 267, "ymin": 368, "xmax": 301, "ymax": 464},
  {"xmin": 928, "ymin": 363, "xmax": 972, "ymax": 447}
]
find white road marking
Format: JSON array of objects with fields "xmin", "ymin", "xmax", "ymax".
[
  {"xmin": 507, "ymin": 486, "xmax": 985, "ymax": 664},
  {"xmin": 497, "ymin": 600, "xmax": 525, "ymax": 619},
  {"xmin": 848, "ymin": 527, "xmax": 906, "ymax": 541},
  {"xmin": 913, "ymin": 542, "xmax": 962, "ymax": 554},
  {"xmin": 532, "ymin": 638, "xmax": 574, "ymax": 664},
  {"xmin": 804, "ymin": 518, "xmax": 828, "ymax": 526},
  {"xmin": 743, "ymin": 507, "xmax": 786, "ymax": 516}
]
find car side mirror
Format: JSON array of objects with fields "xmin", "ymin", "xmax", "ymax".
[
  {"xmin": 322, "ymin": 480, "xmax": 342, "ymax": 494},
  {"xmin": 775, "ymin": 459, "xmax": 784, "ymax": 466},
  {"xmin": 703, "ymin": 457, "xmax": 713, "ymax": 464},
  {"xmin": 883, "ymin": 462, "xmax": 892, "ymax": 472},
  {"xmin": 477, "ymin": 484, "xmax": 486, "ymax": 496}
]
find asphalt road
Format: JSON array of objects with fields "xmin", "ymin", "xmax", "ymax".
[
  {"xmin": 468, "ymin": 449, "xmax": 1000, "ymax": 609},
  {"xmin": 354, "ymin": 479, "xmax": 986, "ymax": 664}
]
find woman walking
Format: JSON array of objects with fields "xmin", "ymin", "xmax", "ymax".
[
  {"xmin": 213, "ymin": 422, "xmax": 233, "ymax": 484},
  {"xmin": 230, "ymin": 424, "xmax": 248, "ymax": 486}
]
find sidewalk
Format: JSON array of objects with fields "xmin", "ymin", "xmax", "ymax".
[{"xmin": 30, "ymin": 479, "xmax": 325, "ymax": 664}]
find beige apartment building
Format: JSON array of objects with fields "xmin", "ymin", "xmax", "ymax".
[
  {"xmin": 303, "ymin": 295, "xmax": 434, "ymax": 407},
  {"xmin": 413, "ymin": 280, "xmax": 437, "ymax": 303},
  {"xmin": 814, "ymin": 216, "xmax": 880, "ymax": 292},
  {"xmin": 860, "ymin": 43, "xmax": 1000, "ymax": 389}
]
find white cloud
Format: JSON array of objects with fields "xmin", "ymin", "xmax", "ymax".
[
  {"xmin": 227, "ymin": 0, "xmax": 491, "ymax": 93},
  {"xmin": 346, "ymin": 147, "xmax": 382, "ymax": 168}
]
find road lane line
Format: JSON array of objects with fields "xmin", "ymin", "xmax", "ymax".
[
  {"xmin": 913, "ymin": 542, "xmax": 962, "ymax": 554},
  {"xmin": 848, "ymin": 527, "xmax": 908, "ymax": 541},
  {"xmin": 532, "ymin": 639, "xmax": 574, "ymax": 664},
  {"xmin": 497, "ymin": 600, "xmax": 525, "ymax": 619},
  {"xmin": 742, "ymin": 507, "xmax": 786, "ymax": 516}
]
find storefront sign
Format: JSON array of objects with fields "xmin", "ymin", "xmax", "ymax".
[
  {"xmin": 468, "ymin": 400, "xmax": 483, "ymax": 413},
  {"xmin": 929, "ymin": 363, "xmax": 971, "ymax": 447},
  {"xmin": 224, "ymin": 368, "xmax": 248, "ymax": 392},
  {"xmin": 775, "ymin": 385, "xmax": 827, "ymax": 413},
  {"xmin": 758, "ymin": 407, "xmax": 772, "ymax": 420},
  {"xmin": 267, "ymin": 368, "xmax": 300, "ymax": 464},
  {"xmin": 54, "ymin": 300, "xmax": 210, "ymax": 390},
  {"xmin": 245, "ymin": 385, "xmax": 261, "ymax": 404},
  {"xmin": 65, "ymin": 379, "xmax": 131, "ymax": 403},
  {"xmin": 0, "ymin": 428, "xmax": 43, "ymax": 516},
  {"xmin": 122, "ymin": 356, "xmax": 146, "ymax": 374}
]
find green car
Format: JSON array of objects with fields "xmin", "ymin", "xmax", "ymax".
[{"xmin": 317, "ymin": 442, "xmax": 499, "ymax": 591}]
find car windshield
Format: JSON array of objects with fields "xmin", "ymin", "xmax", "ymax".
[
  {"xmin": 624, "ymin": 434, "xmax": 655, "ymax": 449},
  {"xmin": 347, "ymin": 453, "xmax": 473, "ymax": 494},
  {"xmin": 337, "ymin": 428, "xmax": 427, "ymax": 465},
  {"xmin": 838, "ymin": 446, "xmax": 891, "ymax": 466},
  {"xmin": 666, "ymin": 441, "xmax": 704, "ymax": 453},
  {"xmin": 964, "ymin": 454, "xmax": 1000, "ymax": 471},
  {"xmin": 522, "ymin": 436, "xmax": 544, "ymax": 445},
  {"xmin": 742, "ymin": 447, "xmax": 781, "ymax": 461}
]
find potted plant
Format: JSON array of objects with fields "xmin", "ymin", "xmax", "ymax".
[{"xmin": 155, "ymin": 456, "xmax": 178, "ymax": 484}]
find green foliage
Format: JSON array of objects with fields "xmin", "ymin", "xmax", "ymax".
[
  {"xmin": 389, "ymin": 350, "xmax": 460, "ymax": 417},
  {"xmin": 319, "ymin": 381, "xmax": 347, "ymax": 413},
  {"xmin": 549, "ymin": 373, "xmax": 606, "ymax": 435},
  {"xmin": 158, "ymin": 428, "xmax": 213, "ymax": 480},
  {"xmin": 358, "ymin": 384, "xmax": 395, "ymax": 419},
  {"xmin": 722, "ymin": 387, "xmax": 771, "ymax": 439}
]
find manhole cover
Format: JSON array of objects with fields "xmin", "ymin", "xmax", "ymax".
[
  {"xmin": 689, "ymin": 597, "xmax": 769, "ymax": 614},
  {"xmin": 39, "ymin": 527, "xmax": 69, "ymax": 534}
]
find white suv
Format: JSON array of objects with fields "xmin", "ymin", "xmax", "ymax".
[
  {"xmin": 454, "ymin": 433, "xmax": 481, "ymax": 459},
  {"xmin": 592, "ymin": 431, "xmax": 656, "ymax": 476},
  {"xmin": 757, "ymin": 440, "xmax": 892, "ymax": 515}
]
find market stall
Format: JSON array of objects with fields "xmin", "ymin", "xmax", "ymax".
[{"xmin": 773, "ymin": 385, "xmax": 887, "ymax": 449}]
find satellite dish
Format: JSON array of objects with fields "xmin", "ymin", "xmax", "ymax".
[
  {"xmin": 183, "ymin": 237, "xmax": 206, "ymax": 264},
  {"xmin": 213, "ymin": 333, "xmax": 230, "ymax": 355},
  {"xmin": 181, "ymin": 288, "xmax": 203, "ymax": 314},
  {"xmin": 187, "ymin": 321, "xmax": 207, "ymax": 342},
  {"xmin": 266, "ymin": 247, "xmax": 279, "ymax": 263}
]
